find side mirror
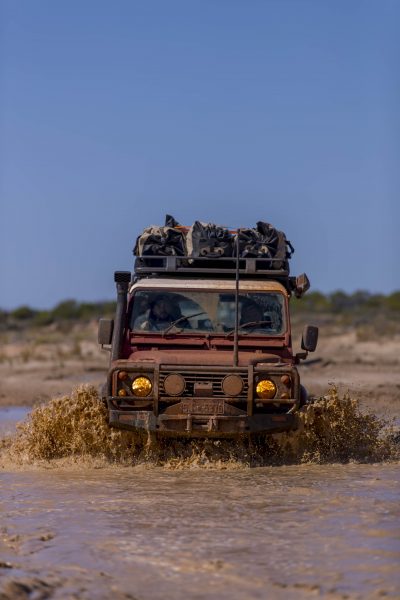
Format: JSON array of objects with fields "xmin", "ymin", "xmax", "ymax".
[
  {"xmin": 301, "ymin": 325, "xmax": 318, "ymax": 352},
  {"xmin": 98, "ymin": 318, "xmax": 114, "ymax": 346},
  {"xmin": 294, "ymin": 273, "xmax": 310, "ymax": 298}
]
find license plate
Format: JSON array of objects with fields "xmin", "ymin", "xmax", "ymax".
[{"xmin": 181, "ymin": 400, "xmax": 224, "ymax": 415}]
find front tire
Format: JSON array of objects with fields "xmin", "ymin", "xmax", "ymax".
[{"xmin": 299, "ymin": 385, "xmax": 308, "ymax": 407}]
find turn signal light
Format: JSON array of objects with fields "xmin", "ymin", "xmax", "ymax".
[
  {"xmin": 118, "ymin": 389, "xmax": 127, "ymax": 397},
  {"xmin": 132, "ymin": 376, "xmax": 152, "ymax": 397},
  {"xmin": 255, "ymin": 379, "xmax": 276, "ymax": 399}
]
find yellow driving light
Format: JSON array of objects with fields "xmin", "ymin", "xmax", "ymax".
[
  {"xmin": 132, "ymin": 376, "xmax": 152, "ymax": 397},
  {"xmin": 256, "ymin": 379, "xmax": 276, "ymax": 399}
]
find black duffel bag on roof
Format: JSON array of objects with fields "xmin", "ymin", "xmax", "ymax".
[
  {"xmin": 186, "ymin": 221, "xmax": 233, "ymax": 258},
  {"xmin": 236, "ymin": 221, "xmax": 294, "ymax": 269},
  {"xmin": 133, "ymin": 214, "xmax": 186, "ymax": 256}
]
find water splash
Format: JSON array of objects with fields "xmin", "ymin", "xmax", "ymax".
[
  {"xmin": 4, "ymin": 385, "xmax": 398, "ymax": 468},
  {"xmin": 267, "ymin": 389, "xmax": 398, "ymax": 464},
  {"xmin": 8, "ymin": 386, "xmax": 141, "ymax": 464}
]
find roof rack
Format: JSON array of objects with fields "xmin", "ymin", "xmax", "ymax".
[
  {"xmin": 133, "ymin": 256, "xmax": 310, "ymax": 297},
  {"xmin": 134, "ymin": 255, "xmax": 289, "ymax": 278}
]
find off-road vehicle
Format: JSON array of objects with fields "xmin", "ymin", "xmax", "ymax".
[{"xmin": 98, "ymin": 223, "xmax": 318, "ymax": 437}]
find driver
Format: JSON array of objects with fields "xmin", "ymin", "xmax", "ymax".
[
  {"xmin": 135, "ymin": 295, "xmax": 184, "ymax": 331},
  {"xmin": 147, "ymin": 295, "xmax": 175, "ymax": 330}
]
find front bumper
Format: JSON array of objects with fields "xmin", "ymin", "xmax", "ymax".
[
  {"xmin": 106, "ymin": 363, "xmax": 301, "ymax": 437},
  {"xmin": 109, "ymin": 408, "xmax": 297, "ymax": 437}
]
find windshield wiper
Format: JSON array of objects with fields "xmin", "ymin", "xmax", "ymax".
[
  {"xmin": 162, "ymin": 312, "xmax": 207, "ymax": 336},
  {"xmin": 224, "ymin": 320, "xmax": 272, "ymax": 338}
]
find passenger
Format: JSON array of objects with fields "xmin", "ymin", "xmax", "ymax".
[
  {"xmin": 264, "ymin": 309, "xmax": 280, "ymax": 332},
  {"xmin": 264, "ymin": 299, "xmax": 282, "ymax": 332},
  {"xmin": 240, "ymin": 300, "xmax": 264, "ymax": 325},
  {"xmin": 240, "ymin": 300, "xmax": 273, "ymax": 332}
]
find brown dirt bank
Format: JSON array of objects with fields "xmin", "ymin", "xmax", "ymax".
[
  {"xmin": 0, "ymin": 322, "xmax": 108, "ymax": 408},
  {"xmin": 299, "ymin": 331, "xmax": 400, "ymax": 420}
]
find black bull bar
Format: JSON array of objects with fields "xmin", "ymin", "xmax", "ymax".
[{"xmin": 108, "ymin": 405, "xmax": 298, "ymax": 437}]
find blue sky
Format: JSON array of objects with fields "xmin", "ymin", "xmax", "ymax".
[{"xmin": 1, "ymin": 0, "xmax": 399, "ymax": 309}]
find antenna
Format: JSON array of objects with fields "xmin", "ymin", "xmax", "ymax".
[{"xmin": 233, "ymin": 230, "xmax": 240, "ymax": 367}]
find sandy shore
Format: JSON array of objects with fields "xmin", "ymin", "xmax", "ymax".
[{"xmin": 0, "ymin": 322, "xmax": 108, "ymax": 408}]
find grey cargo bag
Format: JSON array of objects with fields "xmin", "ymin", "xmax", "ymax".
[
  {"xmin": 186, "ymin": 221, "xmax": 233, "ymax": 258},
  {"xmin": 133, "ymin": 215, "xmax": 186, "ymax": 256},
  {"xmin": 236, "ymin": 221, "xmax": 294, "ymax": 269}
]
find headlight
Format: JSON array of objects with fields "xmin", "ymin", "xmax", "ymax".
[
  {"xmin": 132, "ymin": 376, "xmax": 152, "ymax": 397},
  {"xmin": 256, "ymin": 379, "xmax": 276, "ymax": 399}
]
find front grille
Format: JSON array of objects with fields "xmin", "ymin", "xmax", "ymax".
[{"xmin": 159, "ymin": 370, "xmax": 248, "ymax": 399}]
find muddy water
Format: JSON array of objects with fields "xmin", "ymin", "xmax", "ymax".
[
  {"xmin": 1, "ymin": 390, "xmax": 399, "ymax": 599},
  {"xmin": 1, "ymin": 464, "xmax": 399, "ymax": 599}
]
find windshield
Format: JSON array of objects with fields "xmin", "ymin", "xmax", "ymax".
[{"xmin": 129, "ymin": 290, "xmax": 286, "ymax": 335}]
